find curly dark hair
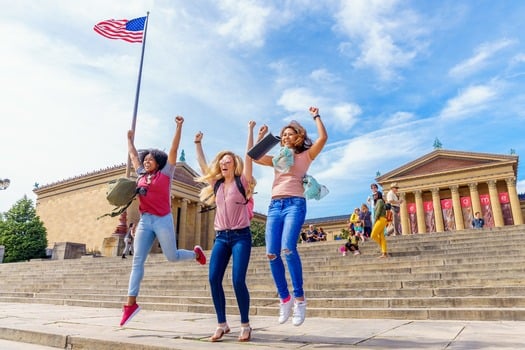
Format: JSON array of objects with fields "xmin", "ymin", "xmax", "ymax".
[{"xmin": 139, "ymin": 149, "xmax": 168, "ymax": 170}]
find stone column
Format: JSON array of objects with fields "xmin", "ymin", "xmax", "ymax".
[
  {"xmin": 431, "ymin": 188, "xmax": 444, "ymax": 233},
  {"xmin": 414, "ymin": 190, "xmax": 426, "ymax": 234},
  {"xmin": 506, "ymin": 177, "xmax": 524, "ymax": 225},
  {"xmin": 488, "ymin": 180, "xmax": 504, "ymax": 227},
  {"xmin": 179, "ymin": 198, "xmax": 190, "ymax": 249},
  {"xmin": 194, "ymin": 203, "xmax": 202, "ymax": 246},
  {"xmin": 399, "ymin": 192, "xmax": 409, "ymax": 235},
  {"xmin": 468, "ymin": 182, "xmax": 482, "ymax": 216},
  {"xmin": 450, "ymin": 185, "xmax": 464, "ymax": 231}
]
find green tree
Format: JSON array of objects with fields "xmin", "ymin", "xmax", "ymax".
[
  {"xmin": 250, "ymin": 220, "xmax": 266, "ymax": 247},
  {"xmin": 0, "ymin": 196, "xmax": 48, "ymax": 263},
  {"xmin": 338, "ymin": 228, "xmax": 350, "ymax": 240}
]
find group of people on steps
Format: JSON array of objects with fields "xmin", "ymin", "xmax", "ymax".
[{"xmin": 118, "ymin": 107, "xmax": 328, "ymax": 343}]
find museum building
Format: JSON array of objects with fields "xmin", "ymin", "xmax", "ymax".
[{"xmin": 33, "ymin": 149, "xmax": 523, "ymax": 256}]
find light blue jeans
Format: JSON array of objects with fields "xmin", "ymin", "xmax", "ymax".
[
  {"xmin": 265, "ymin": 197, "xmax": 306, "ymax": 300},
  {"xmin": 128, "ymin": 213, "xmax": 195, "ymax": 297},
  {"xmin": 209, "ymin": 227, "xmax": 252, "ymax": 324}
]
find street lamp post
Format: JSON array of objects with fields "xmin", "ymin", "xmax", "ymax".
[{"xmin": 0, "ymin": 179, "xmax": 10, "ymax": 190}]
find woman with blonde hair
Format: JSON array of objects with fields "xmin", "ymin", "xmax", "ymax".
[{"xmin": 194, "ymin": 121, "xmax": 256, "ymax": 342}]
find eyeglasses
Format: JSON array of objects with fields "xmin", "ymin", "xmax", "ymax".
[{"xmin": 219, "ymin": 160, "xmax": 232, "ymax": 166}]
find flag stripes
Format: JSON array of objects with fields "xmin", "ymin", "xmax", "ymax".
[{"xmin": 93, "ymin": 17, "xmax": 146, "ymax": 43}]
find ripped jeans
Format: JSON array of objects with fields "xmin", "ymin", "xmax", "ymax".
[{"xmin": 265, "ymin": 197, "xmax": 306, "ymax": 300}]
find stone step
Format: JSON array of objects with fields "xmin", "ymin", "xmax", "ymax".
[
  {"xmin": 4, "ymin": 247, "xmax": 525, "ymax": 277},
  {"xmin": 0, "ymin": 295, "xmax": 523, "ymax": 321},
  {"xmin": 3, "ymin": 283, "xmax": 525, "ymax": 299},
  {"xmin": 1, "ymin": 225, "xmax": 524, "ymax": 321}
]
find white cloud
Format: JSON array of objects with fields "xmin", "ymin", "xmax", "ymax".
[
  {"xmin": 334, "ymin": 0, "xmax": 426, "ymax": 80},
  {"xmin": 517, "ymin": 179, "xmax": 525, "ymax": 195},
  {"xmin": 439, "ymin": 84, "xmax": 498, "ymax": 119},
  {"xmin": 216, "ymin": 0, "xmax": 275, "ymax": 48},
  {"xmin": 384, "ymin": 111, "xmax": 415, "ymax": 127},
  {"xmin": 449, "ymin": 39, "xmax": 515, "ymax": 78},
  {"xmin": 331, "ymin": 103, "xmax": 361, "ymax": 130},
  {"xmin": 277, "ymin": 87, "xmax": 320, "ymax": 114},
  {"xmin": 310, "ymin": 68, "xmax": 339, "ymax": 84},
  {"xmin": 510, "ymin": 53, "xmax": 525, "ymax": 66}
]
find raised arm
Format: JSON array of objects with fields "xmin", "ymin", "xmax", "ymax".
[
  {"xmin": 244, "ymin": 121, "xmax": 256, "ymax": 181},
  {"xmin": 127, "ymin": 130, "xmax": 141, "ymax": 171},
  {"xmin": 307, "ymin": 106, "xmax": 328, "ymax": 160},
  {"xmin": 194, "ymin": 131, "xmax": 208, "ymax": 175},
  {"xmin": 167, "ymin": 115, "xmax": 184, "ymax": 165},
  {"xmin": 252, "ymin": 124, "xmax": 274, "ymax": 167}
]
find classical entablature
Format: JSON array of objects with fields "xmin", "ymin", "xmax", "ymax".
[{"xmin": 375, "ymin": 149, "xmax": 522, "ymax": 234}]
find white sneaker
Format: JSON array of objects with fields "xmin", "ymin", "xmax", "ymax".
[
  {"xmin": 278, "ymin": 298, "xmax": 294, "ymax": 324},
  {"xmin": 292, "ymin": 300, "xmax": 307, "ymax": 326}
]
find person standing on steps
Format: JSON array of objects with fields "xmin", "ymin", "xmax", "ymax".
[
  {"xmin": 122, "ymin": 222, "xmax": 135, "ymax": 259},
  {"xmin": 252, "ymin": 106, "xmax": 328, "ymax": 327},
  {"xmin": 193, "ymin": 121, "xmax": 256, "ymax": 342},
  {"xmin": 386, "ymin": 182, "xmax": 403, "ymax": 235},
  {"xmin": 472, "ymin": 211, "xmax": 485, "ymax": 229},
  {"xmin": 119, "ymin": 115, "xmax": 207, "ymax": 327},
  {"xmin": 370, "ymin": 191, "xmax": 389, "ymax": 258}
]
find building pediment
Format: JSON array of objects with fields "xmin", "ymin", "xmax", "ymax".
[
  {"xmin": 174, "ymin": 162, "xmax": 202, "ymax": 187},
  {"xmin": 377, "ymin": 149, "xmax": 518, "ymax": 185}
]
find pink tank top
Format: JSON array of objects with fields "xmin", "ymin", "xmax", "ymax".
[{"xmin": 272, "ymin": 151, "xmax": 312, "ymax": 198}]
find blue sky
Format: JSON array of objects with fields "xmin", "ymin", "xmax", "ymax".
[{"xmin": 1, "ymin": 0, "xmax": 525, "ymax": 220}]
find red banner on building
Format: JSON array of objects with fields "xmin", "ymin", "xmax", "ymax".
[
  {"xmin": 423, "ymin": 201, "xmax": 435, "ymax": 232},
  {"xmin": 460, "ymin": 196, "xmax": 473, "ymax": 228},
  {"xmin": 407, "ymin": 203, "xmax": 418, "ymax": 234},
  {"xmin": 441, "ymin": 199, "xmax": 455, "ymax": 231},
  {"xmin": 460, "ymin": 196, "xmax": 471, "ymax": 208},
  {"xmin": 479, "ymin": 194, "xmax": 491, "ymax": 206},
  {"xmin": 499, "ymin": 192, "xmax": 514, "ymax": 225},
  {"xmin": 479, "ymin": 194, "xmax": 494, "ymax": 228}
]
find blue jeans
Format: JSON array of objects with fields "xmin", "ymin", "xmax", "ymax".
[
  {"xmin": 128, "ymin": 213, "xmax": 195, "ymax": 297},
  {"xmin": 209, "ymin": 227, "xmax": 252, "ymax": 324},
  {"xmin": 265, "ymin": 197, "xmax": 306, "ymax": 300}
]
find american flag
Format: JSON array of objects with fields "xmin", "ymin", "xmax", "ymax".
[{"xmin": 93, "ymin": 16, "xmax": 146, "ymax": 43}]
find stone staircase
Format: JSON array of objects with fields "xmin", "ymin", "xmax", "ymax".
[{"xmin": 1, "ymin": 225, "xmax": 525, "ymax": 321}]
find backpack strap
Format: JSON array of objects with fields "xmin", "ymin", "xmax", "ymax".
[
  {"xmin": 97, "ymin": 198, "xmax": 134, "ymax": 220},
  {"xmin": 213, "ymin": 178, "xmax": 225, "ymax": 198},
  {"xmin": 234, "ymin": 176, "xmax": 248, "ymax": 204},
  {"xmin": 213, "ymin": 176, "xmax": 248, "ymax": 204}
]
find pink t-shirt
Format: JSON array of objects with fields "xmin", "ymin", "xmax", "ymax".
[
  {"xmin": 214, "ymin": 175, "xmax": 251, "ymax": 231},
  {"xmin": 136, "ymin": 164, "xmax": 174, "ymax": 216},
  {"xmin": 272, "ymin": 151, "xmax": 312, "ymax": 198}
]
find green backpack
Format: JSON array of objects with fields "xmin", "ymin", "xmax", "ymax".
[{"xmin": 97, "ymin": 177, "xmax": 138, "ymax": 219}]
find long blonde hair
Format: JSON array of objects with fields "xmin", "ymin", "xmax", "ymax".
[{"xmin": 195, "ymin": 151, "xmax": 244, "ymax": 205}]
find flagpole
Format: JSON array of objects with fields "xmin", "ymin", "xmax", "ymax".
[
  {"xmin": 126, "ymin": 11, "xmax": 150, "ymax": 178},
  {"xmin": 115, "ymin": 13, "xmax": 150, "ymax": 236}
]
